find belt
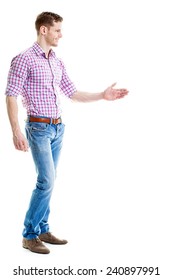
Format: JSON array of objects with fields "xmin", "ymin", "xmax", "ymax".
[{"xmin": 28, "ymin": 116, "xmax": 62, "ymax": 125}]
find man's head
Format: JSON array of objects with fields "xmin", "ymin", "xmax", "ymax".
[
  {"xmin": 35, "ymin": 12, "xmax": 63, "ymax": 47},
  {"xmin": 35, "ymin": 12, "xmax": 63, "ymax": 35}
]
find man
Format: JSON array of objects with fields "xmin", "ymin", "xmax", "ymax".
[{"xmin": 5, "ymin": 12, "xmax": 128, "ymax": 254}]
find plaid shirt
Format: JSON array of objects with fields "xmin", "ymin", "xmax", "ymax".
[{"xmin": 5, "ymin": 42, "xmax": 76, "ymax": 118}]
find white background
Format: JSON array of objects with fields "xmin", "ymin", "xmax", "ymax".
[{"xmin": 0, "ymin": 0, "xmax": 173, "ymax": 279}]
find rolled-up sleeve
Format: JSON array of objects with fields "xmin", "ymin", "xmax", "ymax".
[
  {"xmin": 59, "ymin": 59, "xmax": 76, "ymax": 98},
  {"xmin": 5, "ymin": 54, "xmax": 28, "ymax": 97}
]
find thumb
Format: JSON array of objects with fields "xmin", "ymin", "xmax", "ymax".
[{"xmin": 111, "ymin": 82, "xmax": 117, "ymax": 88}]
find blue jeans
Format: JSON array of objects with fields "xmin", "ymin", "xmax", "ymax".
[{"xmin": 22, "ymin": 119, "xmax": 65, "ymax": 239}]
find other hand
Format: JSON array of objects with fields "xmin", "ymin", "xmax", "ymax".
[{"xmin": 13, "ymin": 131, "xmax": 29, "ymax": 152}]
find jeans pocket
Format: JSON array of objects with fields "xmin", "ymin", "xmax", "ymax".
[
  {"xmin": 28, "ymin": 122, "xmax": 49, "ymax": 132},
  {"xmin": 25, "ymin": 123, "xmax": 51, "ymax": 150}
]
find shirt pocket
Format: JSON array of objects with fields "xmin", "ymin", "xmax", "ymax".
[
  {"xmin": 51, "ymin": 63, "xmax": 62, "ymax": 85},
  {"xmin": 29, "ymin": 65, "xmax": 46, "ymax": 83}
]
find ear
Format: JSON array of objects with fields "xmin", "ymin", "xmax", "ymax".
[{"xmin": 40, "ymin": 25, "xmax": 47, "ymax": 35}]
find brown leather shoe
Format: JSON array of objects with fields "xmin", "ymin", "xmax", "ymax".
[
  {"xmin": 22, "ymin": 237, "xmax": 50, "ymax": 254},
  {"xmin": 39, "ymin": 232, "xmax": 68, "ymax": 245}
]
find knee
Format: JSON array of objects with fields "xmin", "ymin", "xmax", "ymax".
[{"xmin": 36, "ymin": 172, "xmax": 55, "ymax": 191}]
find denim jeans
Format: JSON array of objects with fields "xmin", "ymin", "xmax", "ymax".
[{"xmin": 22, "ymin": 119, "xmax": 65, "ymax": 240}]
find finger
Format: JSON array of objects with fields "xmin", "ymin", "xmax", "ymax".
[
  {"xmin": 22, "ymin": 141, "xmax": 29, "ymax": 152},
  {"xmin": 119, "ymin": 91, "xmax": 128, "ymax": 95},
  {"xmin": 116, "ymin": 88, "xmax": 128, "ymax": 92},
  {"xmin": 119, "ymin": 88, "xmax": 128, "ymax": 92},
  {"xmin": 16, "ymin": 140, "xmax": 28, "ymax": 151},
  {"xmin": 111, "ymin": 82, "xmax": 117, "ymax": 88},
  {"xmin": 118, "ymin": 93, "xmax": 128, "ymax": 98},
  {"xmin": 13, "ymin": 140, "xmax": 21, "ymax": 150}
]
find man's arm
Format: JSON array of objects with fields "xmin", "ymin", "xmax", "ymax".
[
  {"xmin": 6, "ymin": 96, "xmax": 29, "ymax": 152},
  {"xmin": 71, "ymin": 83, "xmax": 128, "ymax": 102}
]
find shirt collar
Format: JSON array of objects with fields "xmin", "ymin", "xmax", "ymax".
[{"xmin": 32, "ymin": 42, "xmax": 56, "ymax": 58}]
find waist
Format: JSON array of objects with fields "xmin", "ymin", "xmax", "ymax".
[{"xmin": 27, "ymin": 116, "xmax": 62, "ymax": 125}]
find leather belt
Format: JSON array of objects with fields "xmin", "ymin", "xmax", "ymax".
[{"xmin": 28, "ymin": 116, "xmax": 62, "ymax": 125}]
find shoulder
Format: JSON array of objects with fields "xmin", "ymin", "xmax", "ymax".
[{"xmin": 11, "ymin": 46, "xmax": 33, "ymax": 65}]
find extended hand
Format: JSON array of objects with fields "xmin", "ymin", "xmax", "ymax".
[{"xmin": 103, "ymin": 83, "xmax": 129, "ymax": 101}]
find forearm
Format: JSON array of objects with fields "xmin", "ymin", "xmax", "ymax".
[
  {"xmin": 6, "ymin": 96, "xmax": 21, "ymax": 136},
  {"xmin": 6, "ymin": 96, "xmax": 29, "ymax": 151},
  {"xmin": 71, "ymin": 90, "xmax": 104, "ymax": 102},
  {"xmin": 71, "ymin": 83, "xmax": 129, "ymax": 102}
]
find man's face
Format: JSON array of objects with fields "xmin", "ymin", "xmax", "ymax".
[{"xmin": 44, "ymin": 21, "xmax": 62, "ymax": 47}]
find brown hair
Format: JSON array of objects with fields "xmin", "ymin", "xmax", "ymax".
[{"xmin": 35, "ymin": 12, "xmax": 63, "ymax": 34}]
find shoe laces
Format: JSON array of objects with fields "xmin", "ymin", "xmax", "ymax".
[{"xmin": 35, "ymin": 237, "xmax": 42, "ymax": 244}]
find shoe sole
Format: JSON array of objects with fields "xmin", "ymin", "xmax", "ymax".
[
  {"xmin": 40, "ymin": 240, "xmax": 67, "ymax": 244},
  {"xmin": 23, "ymin": 245, "xmax": 50, "ymax": 254}
]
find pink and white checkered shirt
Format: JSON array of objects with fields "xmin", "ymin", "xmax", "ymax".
[{"xmin": 5, "ymin": 42, "xmax": 76, "ymax": 118}]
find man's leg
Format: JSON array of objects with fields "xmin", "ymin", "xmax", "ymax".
[
  {"xmin": 23, "ymin": 121, "xmax": 57, "ymax": 240},
  {"xmin": 39, "ymin": 123, "xmax": 65, "ymax": 234},
  {"xmin": 38, "ymin": 123, "xmax": 67, "ymax": 244}
]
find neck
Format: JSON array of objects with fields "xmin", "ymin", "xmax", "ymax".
[{"xmin": 37, "ymin": 38, "xmax": 51, "ymax": 58}]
